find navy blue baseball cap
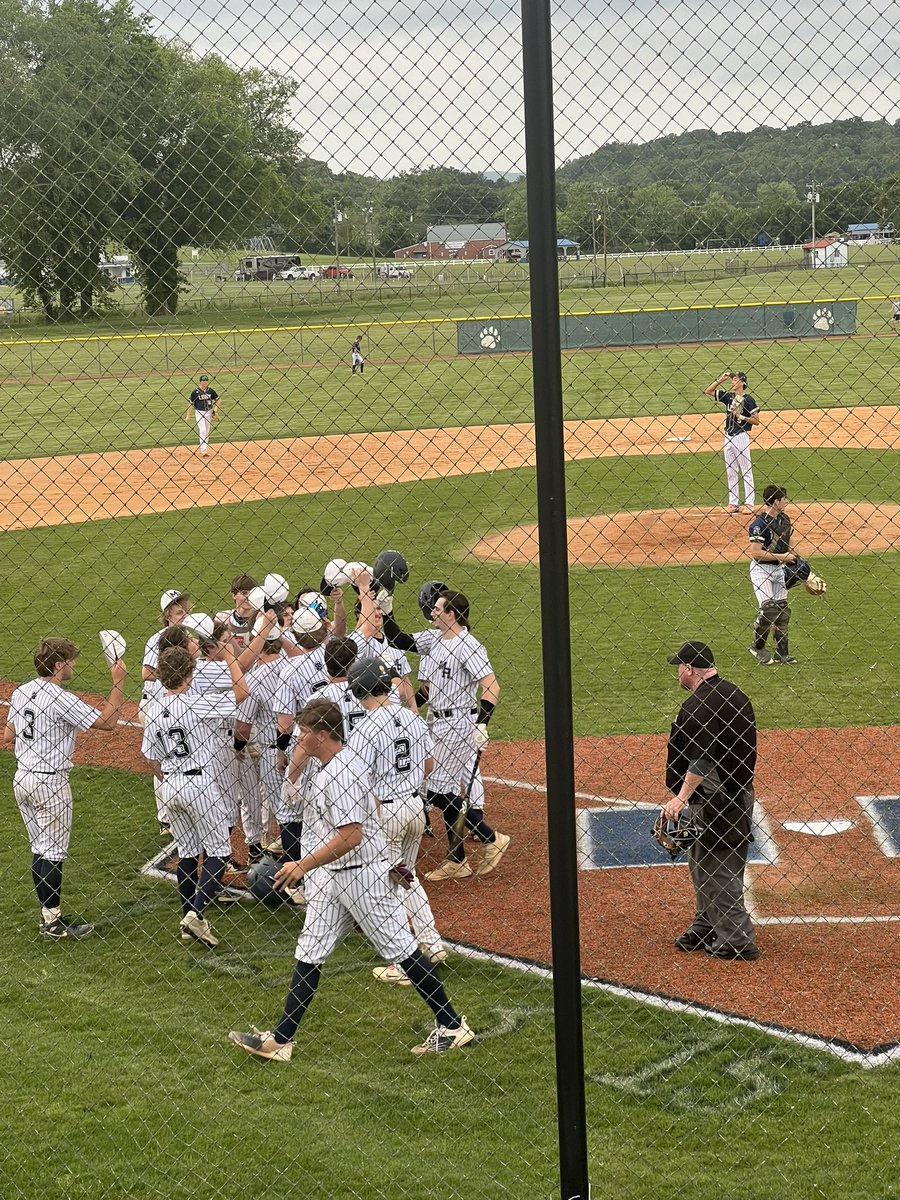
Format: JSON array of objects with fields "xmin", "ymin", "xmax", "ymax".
[
  {"xmin": 732, "ymin": 371, "xmax": 747, "ymax": 384},
  {"xmin": 667, "ymin": 641, "xmax": 715, "ymax": 668}
]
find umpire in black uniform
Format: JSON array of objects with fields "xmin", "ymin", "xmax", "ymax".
[{"xmin": 662, "ymin": 641, "xmax": 760, "ymax": 960}]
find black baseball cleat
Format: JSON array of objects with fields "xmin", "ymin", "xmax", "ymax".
[
  {"xmin": 773, "ymin": 654, "xmax": 798, "ymax": 665},
  {"xmin": 41, "ymin": 916, "xmax": 95, "ymax": 940},
  {"xmin": 675, "ymin": 930, "xmax": 716, "ymax": 952},
  {"xmin": 705, "ymin": 943, "xmax": 761, "ymax": 961}
]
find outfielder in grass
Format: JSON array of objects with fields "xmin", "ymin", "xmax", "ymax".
[{"xmin": 229, "ymin": 697, "xmax": 474, "ymax": 1060}]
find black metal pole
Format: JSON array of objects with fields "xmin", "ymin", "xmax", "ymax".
[{"xmin": 520, "ymin": 2, "xmax": 590, "ymax": 1198}]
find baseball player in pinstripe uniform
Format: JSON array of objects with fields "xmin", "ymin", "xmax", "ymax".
[
  {"xmin": 3, "ymin": 637, "xmax": 127, "ymax": 939},
  {"xmin": 229, "ymin": 698, "xmax": 474, "ymax": 1061},
  {"xmin": 142, "ymin": 589, "xmax": 192, "ymax": 835},
  {"xmin": 345, "ymin": 656, "xmax": 447, "ymax": 981},
  {"xmin": 141, "ymin": 642, "xmax": 250, "ymax": 947},
  {"xmin": 705, "ymin": 370, "xmax": 759, "ymax": 512},
  {"xmin": 383, "ymin": 589, "xmax": 509, "ymax": 881},
  {"xmin": 215, "ymin": 574, "xmax": 260, "ymax": 649}
]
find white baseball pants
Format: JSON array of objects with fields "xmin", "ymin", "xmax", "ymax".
[
  {"xmin": 14, "ymin": 769, "xmax": 73, "ymax": 860},
  {"xmin": 750, "ymin": 561, "xmax": 787, "ymax": 606},
  {"xmin": 194, "ymin": 408, "xmax": 212, "ymax": 452},
  {"xmin": 160, "ymin": 773, "xmax": 232, "ymax": 859},
  {"xmin": 379, "ymin": 794, "xmax": 441, "ymax": 953},
  {"xmin": 724, "ymin": 432, "xmax": 754, "ymax": 507},
  {"xmin": 294, "ymin": 862, "xmax": 417, "ymax": 965}
]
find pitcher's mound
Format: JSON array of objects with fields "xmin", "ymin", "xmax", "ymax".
[{"xmin": 469, "ymin": 503, "xmax": 900, "ymax": 568}]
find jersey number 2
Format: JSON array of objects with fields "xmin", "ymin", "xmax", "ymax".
[{"xmin": 394, "ymin": 737, "xmax": 411, "ymax": 773}]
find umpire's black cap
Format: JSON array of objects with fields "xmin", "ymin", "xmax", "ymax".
[{"xmin": 666, "ymin": 641, "xmax": 715, "ymax": 668}]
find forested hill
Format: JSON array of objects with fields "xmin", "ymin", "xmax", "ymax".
[{"xmin": 557, "ymin": 119, "xmax": 900, "ymax": 198}]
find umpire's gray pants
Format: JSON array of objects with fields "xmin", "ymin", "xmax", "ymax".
[{"xmin": 686, "ymin": 841, "xmax": 756, "ymax": 952}]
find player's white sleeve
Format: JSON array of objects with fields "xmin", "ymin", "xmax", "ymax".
[{"xmin": 54, "ymin": 690, "xmax": 102, "ymax": 731}]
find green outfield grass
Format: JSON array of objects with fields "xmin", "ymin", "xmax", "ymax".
[
  {"xmin": 0, "ymin": 324, "xmax": 897, "ymax": 461},
  {"xmin": 0, "ymin": 757, "xmax": 895, "ymax": 1200},
  {"xmin": 0, "ymin": 448, "xmax": 896, "ymax": 736}
]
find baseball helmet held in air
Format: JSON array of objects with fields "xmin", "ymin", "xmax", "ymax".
[
  {"xmin": 418, "ymin": 580, "xmax": 447, "ymax": 619},
  {"xmin": 247, "ymin": 856, "xmax": 289, "ymax": 906},
  {"xmin": 372, "ymin": 549, "xmax": 410, "ymax": 594},
  {"xmin": 347, "ymin": 655, "xmax": 398, "ymax": 699}
]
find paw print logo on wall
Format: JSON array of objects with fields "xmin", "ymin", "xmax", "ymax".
[
  {"xmin": 480, "ymin": 325, "xmax": 500, "ymax": 349},
  {"xmin": 812, "ymin": 307, "xmax": 834, "ymax": 331}
]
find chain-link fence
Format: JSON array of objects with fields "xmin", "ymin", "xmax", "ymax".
[{"xmin": 1, "ymin": 0, "xmax": 898, "ymax": 1196}]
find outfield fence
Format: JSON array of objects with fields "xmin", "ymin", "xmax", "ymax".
[{"xmin": 0, "ymin": 0, "xmax": 898, "ymax": 1199}]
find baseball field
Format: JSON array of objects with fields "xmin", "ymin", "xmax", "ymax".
[{"xmin": 0, "ymin": 263, "xmax": 898, "ymax": 1198}]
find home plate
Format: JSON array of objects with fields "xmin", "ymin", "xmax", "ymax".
[
  {"xmin": 665, "ymin": 436, "xmax": 692, "ymax": 443},
  {"xmin": 782, "ymin": 819, "xmax": 855, "ymax": 836}
]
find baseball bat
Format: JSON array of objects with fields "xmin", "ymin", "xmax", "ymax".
[{"xmin": 451, "ymin": 749, "xmax": 483, "ymax": 843}]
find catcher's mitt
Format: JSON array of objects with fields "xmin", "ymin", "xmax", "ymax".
[
  {"xmin": 803, "ymin": 573, "xmax": 827, "ymax": 596},
  {"xmin": 652, "ymin": 811, "xmax": 702, "ymax": 861}
]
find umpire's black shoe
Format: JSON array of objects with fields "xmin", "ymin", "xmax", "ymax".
[
  {"xmin": 705, "ymin": 943, "xmax": 760, "ymax": 961},
  {"xmin": 41, "ymin": 916, "xmax": 95, "ymax": 940},
  {"xmin": 748, "ymin": 646, "xmax": 773, "ymax": 666},
  {"xmin": 675, "ymin": 930, "xmax": 715, "ymax": 952}
]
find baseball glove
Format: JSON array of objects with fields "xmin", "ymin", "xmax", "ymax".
[
  {"xmin": 803, "ymin": 573, "xmax": 827, "ymax": 596},
  {"xmin": 652, "ymin": 811, "xmax": 702, "ymax": 860}
]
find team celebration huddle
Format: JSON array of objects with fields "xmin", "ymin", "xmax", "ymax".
[{"xmin": 3, "ymin": 552, "xmax": 511, "ymax": 1060}]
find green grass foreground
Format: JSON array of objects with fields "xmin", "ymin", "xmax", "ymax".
[
  {"xmin": 0, "ymin": 759, "xmax": 896, "ymax": 1200},
  {"xmin": 0, "ymin": 448, "xmax": 896, "ymax": 736}
]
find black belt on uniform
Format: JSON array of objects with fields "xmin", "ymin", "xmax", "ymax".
[
  {"xmin": 331, "ymin": 863, "xmax": 363, "ymax": 872},
  {"xmin": 431, "ymin": 707, "xmax": 477, "ymax": 720},
  {"xmin": 164, "ymin": 767, "xmax": 202, "ymax": 777},
  {"xmin": 32, "ymin": 770, "xmax": 58, "ymax": 776}
]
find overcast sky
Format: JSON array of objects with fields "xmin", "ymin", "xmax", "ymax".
[{"xmin": 138, "ymin": 0, "xmax": 899, "ymax": 178}]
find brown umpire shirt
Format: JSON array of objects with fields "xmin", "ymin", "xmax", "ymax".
[{"xmin": 665, "ymin": 674, "xmax": 757, "ymax": 848}]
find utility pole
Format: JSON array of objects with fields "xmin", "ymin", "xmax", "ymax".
[
  {"xmin": 602, "ymin": 188, "xmax": 609, "ymax": 287},
  {"xmin": 806, "ymin": 183, "xmax": 819, "ymax": 267},
  {"xmin": 363, "ymin": 205, "xmax": 377, "ymax": 281},
  {"xmin": 333, "ymin": 199, "xmax": 344, "ymax": 290}
]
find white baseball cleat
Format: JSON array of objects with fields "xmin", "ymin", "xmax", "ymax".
[
  {"xmin": 372, "ymin": 963, "xmax": 412, "ymax": 986},
  {"xmin": 228, "ymin": 1029, "xmax": 293, "ymax": 1062},
  {"xmin": 410, "ymin": 1017, "xmax": 475, "ymax": 1055},
  {"xmin": 179, "ymin": 911, "xmax": 219, "ymax": 947},
  {"xmin": 476, "ymin": 831, "xmax": 511, "ymax": 876},
  {"xmin": 424, "ymin": 859, "xmax": 473, "ymax": 882}
]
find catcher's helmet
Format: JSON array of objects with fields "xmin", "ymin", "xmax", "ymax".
[
  {"xmin": 652, "ymin": 812, "xmax": 702, "ymax": 861},
  {"xmin": 418, "ymin": 579, "xmax": 446, "ymax": 619},
  {"xmin": 347, "ymin": 655, "xmax": 397, "ymax": 699},
  {"xmin": 247, "ymin": 856, "xmax": 289, "ymax": 906},
  {"xmin": 372, "ymin": 549, "xmax": 410, "ymax": 594}
]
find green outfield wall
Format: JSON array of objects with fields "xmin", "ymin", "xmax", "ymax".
[{"xmin": 457, "ymin": 300, "xmax": 858, "ymax": 354}]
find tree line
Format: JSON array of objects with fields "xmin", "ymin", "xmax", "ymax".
[
  {"xmin": 2, "ymin": 1, "xmax": 899, "ymax": 324},
  {"xmin": 0, "ymin": 0, "xmax": 324, "ymax": 318}
]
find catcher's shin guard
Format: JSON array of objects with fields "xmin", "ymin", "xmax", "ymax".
[{"xmin": 753, "ymin": 599, "xmax": 781, "ymax": 650}]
